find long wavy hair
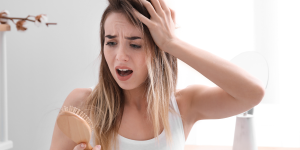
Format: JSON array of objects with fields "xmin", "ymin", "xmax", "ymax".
[{"xmin": 80, "ymin": 0, "xmax": 180, "ymax": 149}]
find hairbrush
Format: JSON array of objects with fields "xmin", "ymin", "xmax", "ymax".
[{"xmin": 56, "ymin": 105, "xmax": 94, "ymax": 150}]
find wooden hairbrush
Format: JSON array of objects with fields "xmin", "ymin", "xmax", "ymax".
[{"xmin": 57, "ymin": 105, "xmax": 94, "ymax": 150}]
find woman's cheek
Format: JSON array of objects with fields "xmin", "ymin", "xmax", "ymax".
[{"xmin": 103, "ymin": 49, "xmax": 113, "ymax": 75}]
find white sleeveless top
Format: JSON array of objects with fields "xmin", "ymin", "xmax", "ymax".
[{"xmin": 88, "ymin": 86, "xmax": 185, "ymax": 150}]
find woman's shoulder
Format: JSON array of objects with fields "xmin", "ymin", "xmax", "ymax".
[
  {"xmin": 63, "ymin": 88, "xmax": 92, "ymax": 110},
  {"xmin": 74, "ymin": 87, "xmax": 93, "ymax": 99},
  {"xmin": 174, "ymin": 88, "xmax": 192, "ymax": 120}
]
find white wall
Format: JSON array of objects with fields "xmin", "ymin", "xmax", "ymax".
[
  {"xmin": 1, "ymin": 0, "xmax": 299, "ymax": 149},
  {"xmin": 171, "ymin": 0, "xmax": 300, "ymax": 148},
  {"xmin": 1, "ymin": 0, "xmax": 105, "ymax": 149}
]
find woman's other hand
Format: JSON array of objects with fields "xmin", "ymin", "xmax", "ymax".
[
  {"xmin": 133, "ymin": 0, "xmax": 177, "ymax": 51},
  {"xmin": 73, "ymin": 143, "xmax": 101, "ymax": 150}
]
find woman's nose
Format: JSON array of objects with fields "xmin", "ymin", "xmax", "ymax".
[{"xmin": 116, "ymin": 46, "xmax": 129, "ymax": 62}]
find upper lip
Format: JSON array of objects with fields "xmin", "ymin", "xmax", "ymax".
[{"xmin": 115, "ymin": 65, "xmax": 133, "ymax": 71}]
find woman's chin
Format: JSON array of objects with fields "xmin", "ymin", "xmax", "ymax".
[
  {"xmin": 117, "ymin": 81, "xmax": 145, "ymax": 91},
  {"xmin": 115, "ymin": 80, "xmax": 134, "ymax": 90},
  {"xmin": 118, "ymin": 85, "xmax": 135, "ymax": 90},
  {"xmin": 113, "ymin": 75, "xmax": 147, "ymax": 91}
]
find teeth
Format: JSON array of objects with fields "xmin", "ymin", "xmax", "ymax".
[{"xmin": 118, "ymin": 69, "xmax": 129, "ymax": 71}]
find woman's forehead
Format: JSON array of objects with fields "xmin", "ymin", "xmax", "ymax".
[{"xmin": 104, "ymin": 12, "xmax": 142, "ymax": 37}]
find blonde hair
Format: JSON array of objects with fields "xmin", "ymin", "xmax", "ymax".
[{"xmin": 80, "ymin": 0, "xmax": 180, "ymax": 149}]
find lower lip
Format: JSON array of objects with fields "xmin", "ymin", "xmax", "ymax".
[{"xmin": 116, "ymin": 70, "xmax": 133, "ymax": 81}]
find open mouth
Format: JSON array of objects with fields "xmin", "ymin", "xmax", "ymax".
[{"xmin": 117, "ymin": 69, "xmax": 133, "ymax": 77}]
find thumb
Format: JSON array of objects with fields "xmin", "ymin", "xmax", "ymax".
[
  {"xmin": 169, "ymin": 8, "xmax": 180, "ymax": 29},
  {"xmin": 169, "ymin": 8, "xmax": 176, "ymax": 25}
]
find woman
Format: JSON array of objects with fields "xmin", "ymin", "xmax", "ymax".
[{"xmin": 50, "ymin": 0, "xmax": 265, "ymax": 150}]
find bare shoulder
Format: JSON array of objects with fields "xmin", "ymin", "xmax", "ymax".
[
  {"xmin": 62, "ymin": 88, "xmax": 92, "ymax": 110},
  {"xmin": 174, "ymin": 87, "xmax": 195, "ymax": 125},
  {"xmin": 174, "ymin": 87, "xmax": 200, "ymax": 141},
  {"xmin": 174, "ymin": 87, "xmax": 195, "ymax": 117}
]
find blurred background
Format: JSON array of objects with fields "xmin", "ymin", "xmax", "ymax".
[{"xmin": 0, "ymin": 0, "xmax": 299, "ymax": 149}]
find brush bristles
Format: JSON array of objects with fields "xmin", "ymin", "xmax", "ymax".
[{"xmin": 59, "ymin": 105, "xmax": 94, "ymax": 132}]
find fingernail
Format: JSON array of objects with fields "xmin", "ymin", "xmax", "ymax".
[
  {"xmin": 97, "ymin": 145, "xmax": 101, "ymax": 149},
  {"xmin": 81, "ymin": 143, "xmax": 86, "ymax": 148}
]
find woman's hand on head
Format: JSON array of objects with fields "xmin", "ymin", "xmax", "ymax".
[
  {"xmin": 133, "ymin": 0, "xmax": 177, "ymax": 51},
  {"xmin": 73, "ymin": 143, "xmax": 101, "ymax": 150}
]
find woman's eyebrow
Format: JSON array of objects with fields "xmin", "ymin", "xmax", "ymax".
[{"xmin": 105, "ymin": 35, "xmax": 142, "ymax": 40}]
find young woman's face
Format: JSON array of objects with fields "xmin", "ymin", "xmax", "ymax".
[{"xmin": 104, "ymin": 12, "xmax": 148, "ymax": 90}]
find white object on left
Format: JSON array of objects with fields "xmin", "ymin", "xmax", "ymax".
[{"xmin": 0, "ymin": 24, "xmax": 13, "ymax": 150}]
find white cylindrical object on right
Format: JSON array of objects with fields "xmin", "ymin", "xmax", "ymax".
[{"xmin": 232, "ymin": 114, "xmax": 257, "ymax": 150}]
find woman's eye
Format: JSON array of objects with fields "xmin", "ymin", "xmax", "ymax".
[
  {"xmin": 131, "ymin": 44, "xmax": 141, "ymax": 49},
  {"xmin": 106, "ymin": 42, "xmax": 116, "ymax": 47},
  {"xmin": 105, "ymin": 42, "xmax": 141, "ymax": 49}
]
